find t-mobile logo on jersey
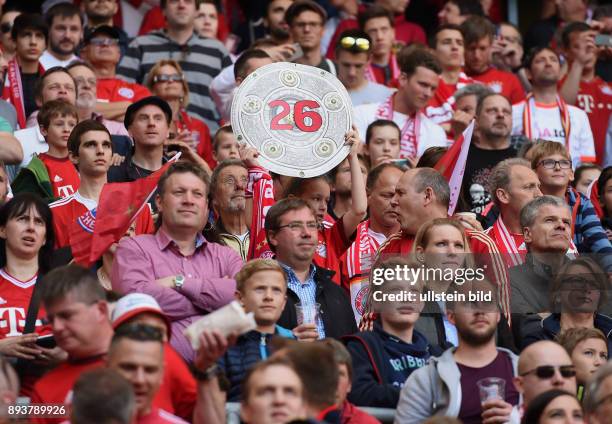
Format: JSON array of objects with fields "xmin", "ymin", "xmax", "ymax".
[
  {"xmin": 0, "ymin": 307, "xmax": 26, "ymax": 336},
  {"xmin": 577, "ymin": 94, "xmax": 595, "ymax": 114},
  {"xmin": 57, "ymin": 185, "xmax": 75, "ymax": 198}
]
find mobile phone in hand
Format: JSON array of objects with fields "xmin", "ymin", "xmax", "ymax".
[
  {"xmin": 595, "ymin": 34, "xmax": 612, "ymax": 47},
  {"xmin": 35, "ymin": 334, "xmax": 56, "ymax": 349}
]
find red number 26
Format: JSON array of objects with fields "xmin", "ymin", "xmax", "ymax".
[{"xmin": 269, "ymin": 100, "xmax": 323, "ymax": 132}]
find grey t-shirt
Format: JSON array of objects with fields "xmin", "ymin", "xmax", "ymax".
[
  {"xmin": 0, "ymin": 100, "xmax": 17, "ymax": 132},
  {"xmin": 349, "ymin": 81, "xmax": 394, "ymax": 107}
]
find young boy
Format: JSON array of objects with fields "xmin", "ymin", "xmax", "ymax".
[
  {"xmin": 50, "ymin": 119, "xmax": 154, "ymax": 250},
  {"xmin": 220, "ymin": 259, "xmax": 296, "ymax": 401},
  {"xmin": 13, "ymin": 100, "xmax": 79, "ymax": 201},
  {"xmin": 343, "ymin": 258, "xmax": 434, "ymax": 408},
  {"xmin": 211, "ymin": 125, "xmax": 240, "ymax": 164},
  {"xmin": 365, "ymin": 119, "xmax": 401, "ymax": 168},
  {"xmin": 530, "ymin": 140, "xmax": 612, "ymax": 272}
]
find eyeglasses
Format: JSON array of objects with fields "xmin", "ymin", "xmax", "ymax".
[
  {"xmin": 0, "ymin": 22, "xmax": 11, "ymax": 34},
  {"xmin": 559, "ymin": 276, "xmax": 600, "ymax": 291},
  {"xmin": 89, "ymin": 37, "xmax": 119, "ymax": 47},
  {"xmin": 153, "ymin": 74, "xmax": 184, "ymax": 84},
  {"xmin": 340, "ymin": 36, "xmax": 370, "ymax": 52},
  {"xmin": 537, "ymin": 159, "xmax": 572, "ymax": 169},
  {"xmin": 520, "ymin": 365, "xmax": 576, "ymax": 379},
  {"xmin": 277, "ymin": 221, "xmax": 318, "ymax": 232}
]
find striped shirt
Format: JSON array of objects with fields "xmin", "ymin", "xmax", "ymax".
[
  {"xmin": 116, "ymin": 30, "xmax": 231, "ymax": 132},
  {"xmin": 280, "ymin": 263, "xmax": 326, "ymax": 339}
]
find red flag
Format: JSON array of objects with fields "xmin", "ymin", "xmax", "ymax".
[
  {"xmin": 433, "ymin": 120, "xmax": 474, "ymax": 215},
  {"xmin": 88, "ymin": 160, "xmax": 176, "ymax": 264}
]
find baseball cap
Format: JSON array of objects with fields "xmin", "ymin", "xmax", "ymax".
[
  {"xmin": 124, "ymin": 96, "xmax": 173, "ymax": 129},
  {"xmin": 111, "ymin": 293, "xmax": 172, "ymax": 339},
  {"xmin": 83, "ymin": 25, "xmax": 120, "ymax": 45}
]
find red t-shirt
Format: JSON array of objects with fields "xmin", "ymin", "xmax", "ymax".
[
  {"xmin": 50, "ymin": 192, "xmax": 155, "ymax": 249},
  {"xmin": 563, "ymin": 76, "xmax": 612, "ymax": 165},
  {"xmin": 467, "ymin": 68, "xmax": 525, "ymax": 105},
  {"xmin": 39, "ymin": 154, "xmax": 80, "ymax": 199},
  {"xmin": 176, "ymin": 110, "xmax": 215, "ymax": 170},
  {"xmin": 97, "ymin": 78, "xmax": 151, "ymax": 103},
  {"xmin": 0, "ymin": 269, "xmax": 50, "ymax": 339},
  {"xmin": 426, "ymin": 73, "xmax": 474, "ymax": 129},
  {"xmin": 154, "ymin": 344, "xmax": 197, "ymax": 420},
  {"xmin": 137, "ymin": 407, "xmax": 187, "ymax": 424}
]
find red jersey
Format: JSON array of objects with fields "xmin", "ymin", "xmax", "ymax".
[
  {"xmin": 468, "ymin": 68, "xmax": 525, "ymax": 105},
  {"xmin": 50, "ymin": 191, "xmax": 155, "ymax": 249},
  {"xmin": 313, "ymin": 217, "xmax": 353, "ymax": 286},
  {"xmin": 96, "ymin": 78, "xmax": 151, "ymax": 103},
  {"xmin": 154, "ymin": 344, "xmax": 196, "ymax": 420},
  {"xmin": 568, "ymin": 76, "xmax": 611, "ymax": 165},
  {"xmin": 175, "ymin": 110, "xmax": 215, "ymax": 170},
  {"xmin": 0, "ymin": 269, "xmax": 50, "ymax": 338},
  {"xmin": 376, "ymin": 228, "xmax": 511, "ymax": 318},
  {"xmin": 39, "ymin": 154, "xmax": 80, "ymax": 199}
]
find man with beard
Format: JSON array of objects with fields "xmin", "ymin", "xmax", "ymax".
[
  {"xmin": 210, "ymin": 160, "xmax": 250, "ymax": 261},
  {"xmin": 512, "ymin": 47, "xmax": 595, "ymax": 169},
  {"xmin": 460, "ymin": 93, "xmax": 517, "ymax": 216},
  {"xmin": 264, "ymin": 0, "xmax": 293, "ymax": 45},
  {"xmin": 40, "ymin": 3, "xmax": 82, "ymax": 69},
  {"xmin": 395, "ymin": 281, "xmax": 520, "ymax": 423},
  {"xmin": 82, "ymin": 0, "xmax": 130, "ymax": 57}
]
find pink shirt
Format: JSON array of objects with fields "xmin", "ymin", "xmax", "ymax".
[{"xmin": 111, "ymin": 228, "xmax": 242, "ymax": 362}]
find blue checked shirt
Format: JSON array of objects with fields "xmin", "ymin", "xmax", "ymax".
[{"xmin": 280, "ymin": 263, "xmax": 326, "ymax": 339}]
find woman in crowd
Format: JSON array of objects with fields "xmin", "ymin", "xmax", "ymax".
[
  {"xmin": 557, "ymin": 327, "xmax": 608, "ymax": 401},
  {"xmin": 522, "ymin": 389, "xmax": 584, "ymax": 424},
  {"xmin": 598, "ymin": 167, "xmax": 612, "ymax": 241},
  {"xmin": 521, "ymin": 258, "xmax": 612, "ymax": 351},
  {"xmin": 145, "ymin": 60, "xmax": 215, "ymax": 170},
  {"xmin": 0, "ymin": 194, "xmax": 64, "ymax": 394}
]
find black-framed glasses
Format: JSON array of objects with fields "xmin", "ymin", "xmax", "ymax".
[
  {"xmin": 537, "ymin": 159, "xmax": 572, "ymax": 169},
  {"xmin": 520, "ymin": 365, "xmax": 576, "ymax": 379},
  {"xmin": 0, "ymin": 22, "xmax": 11, "ymax": 34},
  {"xmin": 340, "ymin": 36, "xmax": 370, "ymax": 52},
  {"xmin": 277, "ymin": 221, "xmax": 318, "ymax": 232},
  {"xmin": 153, "ymin": 74, "xmax": 184, "ymax": 84},
  {"xmin": 89, "ymin": 37, "xmax": 119, "ymax": 47}
]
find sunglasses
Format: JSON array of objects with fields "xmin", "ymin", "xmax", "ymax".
[
  {"xmin": 0, "ymin": 22, "xmax": 11, "ymax": 34},
  {"xmin": 520, "ymin": 365, "xmax": 576, "ymax": 379},
  {"xmin": 153, "ymin": 74, "xmax": 184, "ymax": 83},
  {"xmin": 89, "ymin": 37, "xmax": 119, "ymax": 47},
  {"xmin": 340, "ymin": 36, "xmax": 370, "ymax": 52}
]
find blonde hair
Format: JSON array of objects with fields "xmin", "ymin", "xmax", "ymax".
[
  {"xmin": 145, "ymin": 60, "xmax": 190, "ymax": 108},
  {"xmin": 530, "ymin": 140, "xmax": 571, "ymax": 170},
  {"xmin": 235, "ymin": 259, "xmax": 287, "ymax": 292}
]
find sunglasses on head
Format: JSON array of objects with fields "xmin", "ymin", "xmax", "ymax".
[
  {"xmin": 339, "ymin": 36, "xmax": 370, "ymax": 52},
  {"xmin": 520, "ymin": 365, "xmax": 576, "ymax": 379},
  {"xmin": 0, "ymin": 23, "xmax": 12, "ymax": 34},
  {"xmin": 153, "ymin": 74, "xmax": 184, "ymax": 84}
]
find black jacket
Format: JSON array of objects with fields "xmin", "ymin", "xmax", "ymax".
[{"xmin": 277, "ymin": 266, "xmax": 358, "ymax": 339}]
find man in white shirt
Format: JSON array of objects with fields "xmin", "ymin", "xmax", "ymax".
[
  {"xmin": 334, "ymin": 29, "xmax": 394, "ymax": 107},
  {"xmin": 512, "ymin": 46, "xmax": 595, "ymax": 168},
  {"xmin": 39, "ymin": 3, "xmax": 82, "ymax": 69},
  {"xmin": 354, "ymin": 47, "xmax": 447, "ymax": 160}
]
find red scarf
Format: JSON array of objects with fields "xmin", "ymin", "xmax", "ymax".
[
  {"xmin": 2, "ymin": 58, "xmax": 43, "ymax": 129},
  {"xmin": 346, "ymin": 220, "xmax": 383, "ymax": 321},
  {"xmin": 522, "ymin": 94, "xmax": 571, "ymax": 147},
  {"xmin": 247, "ymin": 166, "xmax": 276, "ymax": 260},
  {"xmin": 375, "ymin": 94, "xmax": 421, "ymax": 158},
  {"xmin": 489, "ymin": 216, "xmax": 526, "ymax": 268},
  {"xmin": 365, "ymin": 53, "xmax": 400, "ymax": 86}
]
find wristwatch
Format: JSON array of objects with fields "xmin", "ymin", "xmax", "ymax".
[
  {"xmin": 174, "ymin": 274, "xmax": 185, "ymax": 290},
  {"xmin": 194, "ymin": 364, "xmax": 220, "ymax": 381}
]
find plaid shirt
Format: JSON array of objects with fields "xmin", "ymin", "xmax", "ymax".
[{"xmin": 280, "ymin": 263, "xmax": 326, "ymax": 339}]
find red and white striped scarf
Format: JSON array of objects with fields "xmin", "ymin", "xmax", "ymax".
[
  {"xmin": 522, "ymin": 94, "xmax": 571, "ymax": 147},
  {"xmin": 364, "ymin": 53, "xmax": 400, "ymax": 86},
  {"xmin": 489, "ymin": 216, "xmax": 527, "ymax": 268},
  {"xmin": 375, "ymin": 94, "xmax": 421, "ymax": 158},
  {"xmin": 247, "ymin": 166, "xmax": 276, "ymax": 260}
]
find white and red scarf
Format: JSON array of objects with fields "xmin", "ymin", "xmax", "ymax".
[
  {"xmin": 376, "ymin": 94, "xmax": 421, "ymax": 158},
  {"xmin": 247, "ymin": 166, "xmax": 276, "ymax": 260},
  {"xmin": 489, "ymin": 216, "xmax": 528, "ymax": 268},
  {"xmin": 522, "ymin": 93, "xmax": 571, "ymax": 147},
  {"xmin": 2, "ymin": 58, "xmax": 43, "ymax": 129},
  {"xmin": 345, "ymin": 220, "xmax": 383, "ymax": 323},
  {"xmin": 365, "ymin": 53, "xmax": 400, "ymax": 86}
]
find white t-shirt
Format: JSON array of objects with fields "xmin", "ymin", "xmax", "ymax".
[
  {"xmin": 39, "ymin": 50, "xmax": 80, "ymax": 70},
  {"xmin": 354, "ymin": 100, "xmax": 448, "ymax": 158},
  {"xmin": 512, "ymin": 100, "xmax": 596, "ymax": 168}
]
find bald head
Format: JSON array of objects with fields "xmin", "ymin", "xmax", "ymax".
[{"xmin": 515, "ymin": 341, "xmax": 576, "ymax": 407}]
